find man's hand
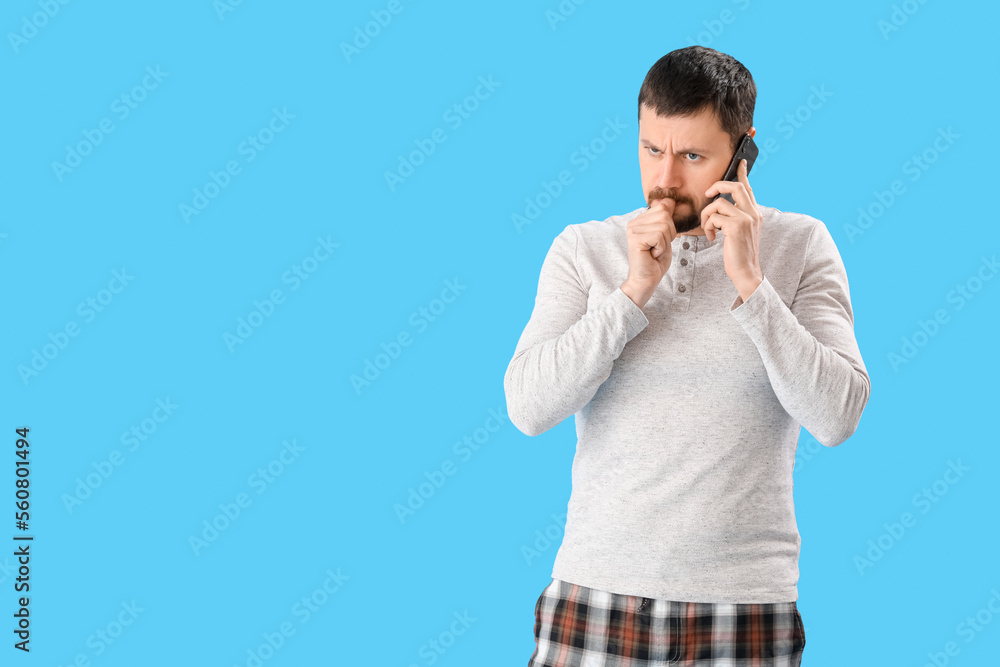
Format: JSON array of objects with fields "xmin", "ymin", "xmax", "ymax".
[
  {"xmin": 621, "ymin": 198, "xmax": 677, "ymax": 308},
  {"xmin": 701, "ymin": 158, "xmax": 764, "ymax": 303}
]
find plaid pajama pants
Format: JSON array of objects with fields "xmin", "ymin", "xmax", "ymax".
[{"xmin": 528, "ymin": 579, "xmax": 806, "ymax": 666}]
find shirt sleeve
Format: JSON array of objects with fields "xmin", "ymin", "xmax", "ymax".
[
  {"xmin": 504, "ymin": 224, "xmax": 650, "ymax": 437},
  {"xmin": 728, "ymin": 221, "xmax": 871, "ymax": 446}
]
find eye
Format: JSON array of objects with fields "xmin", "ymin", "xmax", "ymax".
[
  {"xmin": 646, "ymin": 146, "xmax": 660, "ymax": 155},
  {"xmin": 685, "ymin": 153, "xmax": 701, "ymax": 161}
]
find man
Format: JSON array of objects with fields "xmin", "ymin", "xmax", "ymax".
[{"xmin": 504, "ymin": 46, "xmax": 871, "ymax": 666}]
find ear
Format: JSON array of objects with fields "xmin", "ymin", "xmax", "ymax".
[{"xmin": 748, "ymin": 126, "xmax": 756, "ymax": 138}]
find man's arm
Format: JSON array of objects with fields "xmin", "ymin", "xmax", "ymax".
[
  {"xmin": 503, "ymin": 224, "xmax": 649, "ymax": 437},
  {"xmin": 729, "ymin": 220, "xmax": 871, "ymax": 446}
]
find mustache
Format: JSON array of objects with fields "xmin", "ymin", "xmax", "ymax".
[{"xmin": 647, "ymin": 188, "xmax": 694, "ymax": 208}]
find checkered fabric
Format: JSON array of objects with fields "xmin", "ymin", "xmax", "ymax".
[{"xmin": 528, "ymin": 579, "xmax": 805, "ymax": 666}]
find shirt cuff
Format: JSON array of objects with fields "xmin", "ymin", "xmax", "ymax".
[
  {"xmin": 612, "ymin": 286, "xmax": 650, "ymax": 340},
  {"xmin": 729, "ymin": 275, "xmax": 778, "ymax": 321}
]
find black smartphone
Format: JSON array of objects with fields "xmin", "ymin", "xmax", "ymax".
[{"xmin": 713, "ymin": 132, "xmax": 759, "ymax": 204}]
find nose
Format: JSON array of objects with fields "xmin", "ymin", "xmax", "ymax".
[{"xmin": 654, "ymin": 156, "xmax": 682, "ymax": 190}]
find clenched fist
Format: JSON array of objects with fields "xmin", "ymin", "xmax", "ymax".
[{"xmin": 621, "ymin": 199, "xmax": 677, "ymax": 308}]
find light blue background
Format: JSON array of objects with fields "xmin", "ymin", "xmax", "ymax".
[{"xmin": 3, "ymin": 0, "xmax": 998, "ymax": 665}]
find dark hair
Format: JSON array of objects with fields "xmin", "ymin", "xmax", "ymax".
[{"xmin": 637, "ymin": 46, "xmax": 756, "ymax": 152}]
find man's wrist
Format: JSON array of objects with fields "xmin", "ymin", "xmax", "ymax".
[
  {"xmin": 733, "ymin": 272, "xmax": 763, "ymax": 303},
  {"xmin": 621, "ymin": 280, "xmax": 651, "ymax": 309}
]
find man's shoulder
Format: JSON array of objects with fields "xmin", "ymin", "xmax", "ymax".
[
  {"xmin": 758, "ymin": 204, "xmax": 839, "ymax": 253},
  {"xmin": 759, "ymin": 204, "xmax": 823, "ymax": 232}
]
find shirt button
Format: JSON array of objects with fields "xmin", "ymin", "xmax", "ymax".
[
  {"xmin": 678, "ymin": 284, "xmax": 686, "ymax": 292},
  {"xmin": 680, "ymin": 258, "xmax": 688, "ymax": 266},
  {"xmin": 682, "ymin": 242, "xmax": 690, "ymax": 250}
]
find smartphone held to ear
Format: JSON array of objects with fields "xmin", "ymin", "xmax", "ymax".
[{"xmin": 713, "ymin": 132, "xmax": 759, "ymax": 205}]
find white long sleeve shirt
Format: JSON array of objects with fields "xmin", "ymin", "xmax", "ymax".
[{"xmin": 504, "ymin": 204, "xmax": 871, "ymax": 603}]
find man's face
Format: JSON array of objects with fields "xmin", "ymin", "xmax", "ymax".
[{"xmin": 638, "ymin": 103, "xmax": 745, "ymax": 235}]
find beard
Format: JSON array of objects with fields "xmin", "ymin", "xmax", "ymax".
[{"xmin": 647, "ymin": 187, "xmax": 702, "ymax": 234}]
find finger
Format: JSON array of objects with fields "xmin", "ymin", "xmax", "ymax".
[
  {"xmin": 648, "ymin": 197, "xmax": 675, "ymax": 211},
  {"xmin": 737, "ymin": 158, "xmax": 758, "ymax": 208},
  {"xmin": 635, "ymin": 230, "xmax": 656, "ymax": 252},
  {"xmin": 706, "ymin": 160, "xmax": 753, "ymax": 207},
  {"xmin": 699, "ymin": 204, "xmax": 715, "ymax": 242},
  {"xmin": 699, "ymin": 201, "xmax": 728, "ymax": 241},
  {"xmin": 642, "ymin": 231, "xmax": 658, "ymax": 256},
  {"xmin": 658, "ymin": 226, "xmax": 675, "ymax": 257},
  {"xmin": 707, "ymin": 195, "xmax": 738, "ymax": 217},
  {"xmin": 704, "ymin": 181, "xmax": 751, "ymax": 210},
  {"xmin": 644, "ymin": 202, "xmax": 673, "ymax": 217},
  {"xmin": 648, "ymin": 236, "xmax": 664, "ymax": 259},
  {"xmin": 633, "ymin": 211, "xmax": 677, "ymax": 232},
  {"xmin": 645, "ymin": 227, "xmax": 673, "ymax": 258},
  {"xmin": 701, "ymin": 212, "xmax": 726, "ymax": 242},
  {"xmin": 729, "ymin": 159, "xmax": 762, "ymax": 229},
  {"xmin": 663, "ymin": 218, "xmax": 676, "ymax": 243},
  {"xmin": 699, "ymin": 198, "xmax": 716, "ymax": 229},
  {"xmin": 631, "ymin": 221, "xmax": 675, "ymax": 237},
  {"xmin": 702, "ymin": 217, "xmax": 715, "ymax": 242},
  {"xmin": 700, "ymin": 197, "xmax": 732, "ymax": 227},
  {"xmin": 640, "ymin": 211, "xmax": 677, "ymax": 236}
]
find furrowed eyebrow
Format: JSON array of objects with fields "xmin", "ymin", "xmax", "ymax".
[{"xmin": 639, "ymin": 139, "xmax": 711, "ymax": 154}]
